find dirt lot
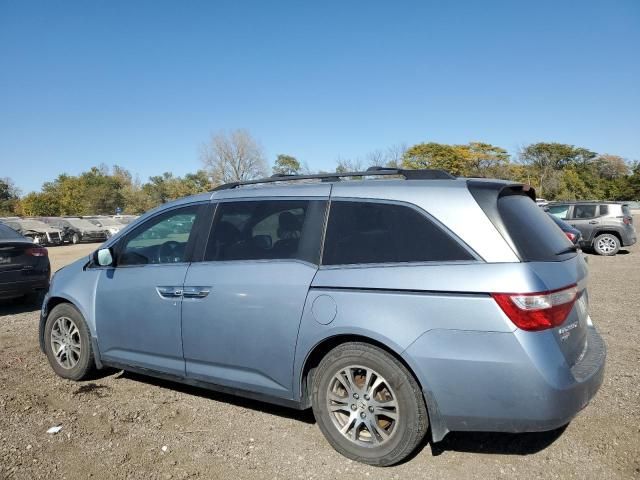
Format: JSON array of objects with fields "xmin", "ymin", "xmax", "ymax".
[{"xmin": 1, "ymin": 239, "xmax": 639, "ymax": 480}]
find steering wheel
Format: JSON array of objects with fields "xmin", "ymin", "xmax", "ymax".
[{"xmin": 157, "ymin": 241, "xmax": 182, "ymax": 263}]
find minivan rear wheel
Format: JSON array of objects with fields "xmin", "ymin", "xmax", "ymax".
[
  {"xmin": 311, "ymin": 342, "xmax": 428, "ymax": 466},
  {"xmin": 593, "ymin": 233, "xmax": 620, "ymax": 256},
  {"xmin": 44, "ymin": 303, "xmax": 96, "ymax": 380}
]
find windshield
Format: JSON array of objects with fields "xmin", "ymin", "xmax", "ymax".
[
  {"xmin": 0, "ymin": 224, "xmax": 24, "ymax": 239},
  {"xmin": 17, "ymin": 220, "xmax": 51, "ymax": 230}
]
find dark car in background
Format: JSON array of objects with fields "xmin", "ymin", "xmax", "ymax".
[
  {"xmin": 0, "ymin": 223, "xmax": 50, "ymax": 303},
  {"xmin": 548, "ymin": 213, "xmax": 581, "ymax": 245},
  {"xmin": 1, "ymin": 219, "xmax": 64, "ymax": 246},
  {"xmin": 44, "ymin": 217, "xmax": 108, "ymax": 244},
  {"xmin": 547, "ymin": 201, "xmax": 636, "ymax": 255}
]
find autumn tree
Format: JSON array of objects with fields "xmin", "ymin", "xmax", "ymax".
[
  {"xmin": 200, "ymin": 129, "xmax": 268, "ymax": 185},
  {"xmin": 402, "ymin": 142, "xmax": 471, "ymax": 176}
]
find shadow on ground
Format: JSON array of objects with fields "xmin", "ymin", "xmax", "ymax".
[
  {"xmin": 109, "ymin": 370, "xmax": 567, "ymax": 455},
  {"xmin": 116, "ymin": 370, "xmax": 317, "ymax": 424},
  {"xmin": 429, "ymin": 426, "xmax": 567, "ymax": 456},
  {"xmin": 0, "ymin": 298, "xmax": 40, "ymax": 316}
]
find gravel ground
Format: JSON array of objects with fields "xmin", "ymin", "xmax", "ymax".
[{"xmin": 1, "ymin": 237, "xmax": 639, "ymax": 480}]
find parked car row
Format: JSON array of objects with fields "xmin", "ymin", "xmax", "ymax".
[
  {"xmin": 544, "ymin": 201, "xmax": 636, "ymax": 255},
  {"xmin": 0, "ymin": 215, "xmax": 138, "ymax": 246}
]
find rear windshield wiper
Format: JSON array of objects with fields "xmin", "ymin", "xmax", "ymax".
[{"xmin": 555, "ymin": 244, "xmax": 579, "ymax": 255}]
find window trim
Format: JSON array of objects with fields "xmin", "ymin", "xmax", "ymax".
[
  {"xmin": 571, "ymin": 204, "xmax": 598, "ymax": 220},
  {"xmin": 113, "ymin": 202, "xmax": 207, "ymax": 268},
  {"xmin": 319, "ymin": 197, "xmax": 482, "ymax": 268},
  {"xmin": 201, "ymin": 197, "xmax": 329, "ymax": 265}
]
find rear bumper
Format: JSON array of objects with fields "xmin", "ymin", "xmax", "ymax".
[
  {"xmin": 404, "ymin": 325, "xmax": 606, "ymax": 442},
  {"xmin": 0, "ymin": 278, "xmax": 49, "ymax": 299},
  {"xmin": 622, "ymin": 233, "xmax": 636, "ymax": 247}
]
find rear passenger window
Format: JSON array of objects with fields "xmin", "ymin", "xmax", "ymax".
[
  {"xmin": 204, "ymin": 200, "xmax": 326, "ymax": 263},
  {"xmin": 599, "ymin": 205, "xmax": 608, "ymax": 216},
  {"xmin": 322, "ymin": 201, "xmax": 473, "ymax": 265},
  {"xmin": 573, "ymin": 205, "xmax": 597, "ymax": 219}
]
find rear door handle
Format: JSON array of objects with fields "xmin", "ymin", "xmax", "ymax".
[
  {"xmin": 588, "ymin": 220, "xmax": 598, "ymax": 224},
  {"xmin": 182, "ymin": 286, "xmax": 211, "ymax": 299},
  {"xmin": 156, "ymin": 286, "xmax": 183, "ymax": 298}
]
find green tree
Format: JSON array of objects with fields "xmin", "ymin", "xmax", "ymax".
[
  {"xmin": 0, "ymin": 177, "xmax": 20, "ymax": 216},
  {"xmin": 519, "ymin": 143, "xmax": 597, "ymax": 198},
  {"xmin": 273, "ymin": 154, "xmax": 301, "ymax": 176}
]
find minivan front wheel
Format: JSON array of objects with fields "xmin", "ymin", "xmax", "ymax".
[
  {"xmin": 593, "ymin": 233, "xmax": 620, "ymax": 256},
  {"xmin": 44, "ymin": 303, "xmax": 95, "ymax": 380},
  {"xmin": 311, "ymin": 342, "xmax": 428, "ymax": 466}
]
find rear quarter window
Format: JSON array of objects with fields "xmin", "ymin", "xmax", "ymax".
[
  {"xmin": 322, "ymin": 201, "xmax": 474, "ymax": 265},
  {"xmin": 498, "ymin": 194, "xmax": 575, "ymax": 262}
]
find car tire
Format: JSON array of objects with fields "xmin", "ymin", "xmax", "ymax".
[
  {"xmin": 44, "ymin": 303, "xmax": 96, "ymax": 381},
  {"xmin": 593, "ymin": 233, "xmax": 620, "ymax": 256},
  {"xmin": 71, "ymin": 233, "xmax": 80, "ymax": 244},
  {"xmin": 311, "ymin": 342, "xmax": 428, "ymax": 466}
]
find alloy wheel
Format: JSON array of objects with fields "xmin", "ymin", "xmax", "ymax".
[
  {"xmin": 50, "ymin": 316, "xmax": 81, "ymax": 369},
  {"xmin": 326, "ymin": 365, "xmax": 399, "ymax": 447},
  {"xmin": 596, "ymin": 236, "xmax": 617, "ymax": 254}
]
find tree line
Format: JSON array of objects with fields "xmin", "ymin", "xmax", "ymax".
[{"xmin": 2, "ymin": 129, "xmax": 639, "ymax": 217}]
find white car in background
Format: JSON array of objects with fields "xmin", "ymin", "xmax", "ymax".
[{"xmin": 87, "ymin": 217, "xmax": 127, "ymax": 238}]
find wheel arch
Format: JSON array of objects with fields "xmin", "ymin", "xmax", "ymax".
[
  {"xmin": 40, "ymin": 296, "xmax": 95, "ymax": 355},
  {"xmin": 592, "ymin": 229, "xmax": 622, "ymax": 244},
  {"xmin": 298, "ymin": 333, "xmax": 445, "ymax": 441}
]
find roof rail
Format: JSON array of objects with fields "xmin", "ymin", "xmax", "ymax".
[{"xmin": 211, "ymin": 167, "xmax": 455, "ymax": 192}]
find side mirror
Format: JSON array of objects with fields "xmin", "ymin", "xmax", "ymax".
[{"xmin": 95, "ymin": 248, "xmax": 114, "ymax": 267}]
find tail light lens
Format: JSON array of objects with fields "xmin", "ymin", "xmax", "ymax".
[
  {"xmin": 623, "ymin": 217, "xmax": 631, "ymax": 225},
  {"xmin": 492, "ymin": 284, "xmax": 578, "ymax": 331},
  {"xmin": 565, "ymin": 232, "xmax": 576, "ymax": 242},
  {"xmin": 26, "ymin": 247, "xmax": 48, "ymax": 257}
]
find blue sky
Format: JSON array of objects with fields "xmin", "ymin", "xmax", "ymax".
[{"xmin": 1, "ymin": 0, "xmax": 639, "ymax": 193}]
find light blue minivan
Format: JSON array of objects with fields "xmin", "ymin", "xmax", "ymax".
[{"xmin": 40, "ymin": 168, "xmax": 606, "ymax": 466}]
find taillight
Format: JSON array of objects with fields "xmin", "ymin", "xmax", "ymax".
[
  {"xmin": 623, "ymin": 217, "xmax": 631, "ymax": 225},
  {"xmin": 492, "ymin": 285, "xmax": 578, "ymax": 331},
  {"xmin": 565, "ymin": 232, "xmax": 576, "ymax": 242},
  {"xmin": 26, "ymin": 247, "xmax": 48, "ymax": 257}
]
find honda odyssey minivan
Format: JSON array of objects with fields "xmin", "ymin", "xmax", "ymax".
[{"xmin": 40, "ymin": 168, "xmax": 606, "ymax": 466}]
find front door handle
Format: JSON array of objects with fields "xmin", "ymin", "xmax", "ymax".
[
  {"xmin": 182, "ymin": 286, "xmax": 211, "ymax": 299},
  {"xmin": 156, "ymin": 286, "xmax": 183, "ymax": 298}
]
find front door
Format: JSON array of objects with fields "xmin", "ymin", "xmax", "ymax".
[
  {"xmin": 181, "ymin": 197, "xmax": 328, "ymax": 399},
  {"xmin": 95, "ymin": 204, "xmax": 203, "ymax": 377}
]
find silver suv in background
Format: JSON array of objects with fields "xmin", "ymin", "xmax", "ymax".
[
  {"xmin": 40, "ymin": 168, "xmax": 606, "ymax": 466},
  {"xmin": 547, "ymin": 201, "xmax": 636, "ymax": 255}
]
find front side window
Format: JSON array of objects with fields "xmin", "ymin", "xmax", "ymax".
[
  {"xmin": 573, "ymin": 205, "xmax": 597, "ymax": 219},
  {"xmin": 322, "ymin": 201, "xmax": 474, "ymax": 266},
  {"xmin": 118, "ymin": 205, "xmax": 199, "ymax": 266},
  {"xmin": 204, "ymin": 200, "xmax": 326, "ymax": 263},
  {"xmin": 547, "ymin": 205, "xmax": 569, "ymax": 219}
]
